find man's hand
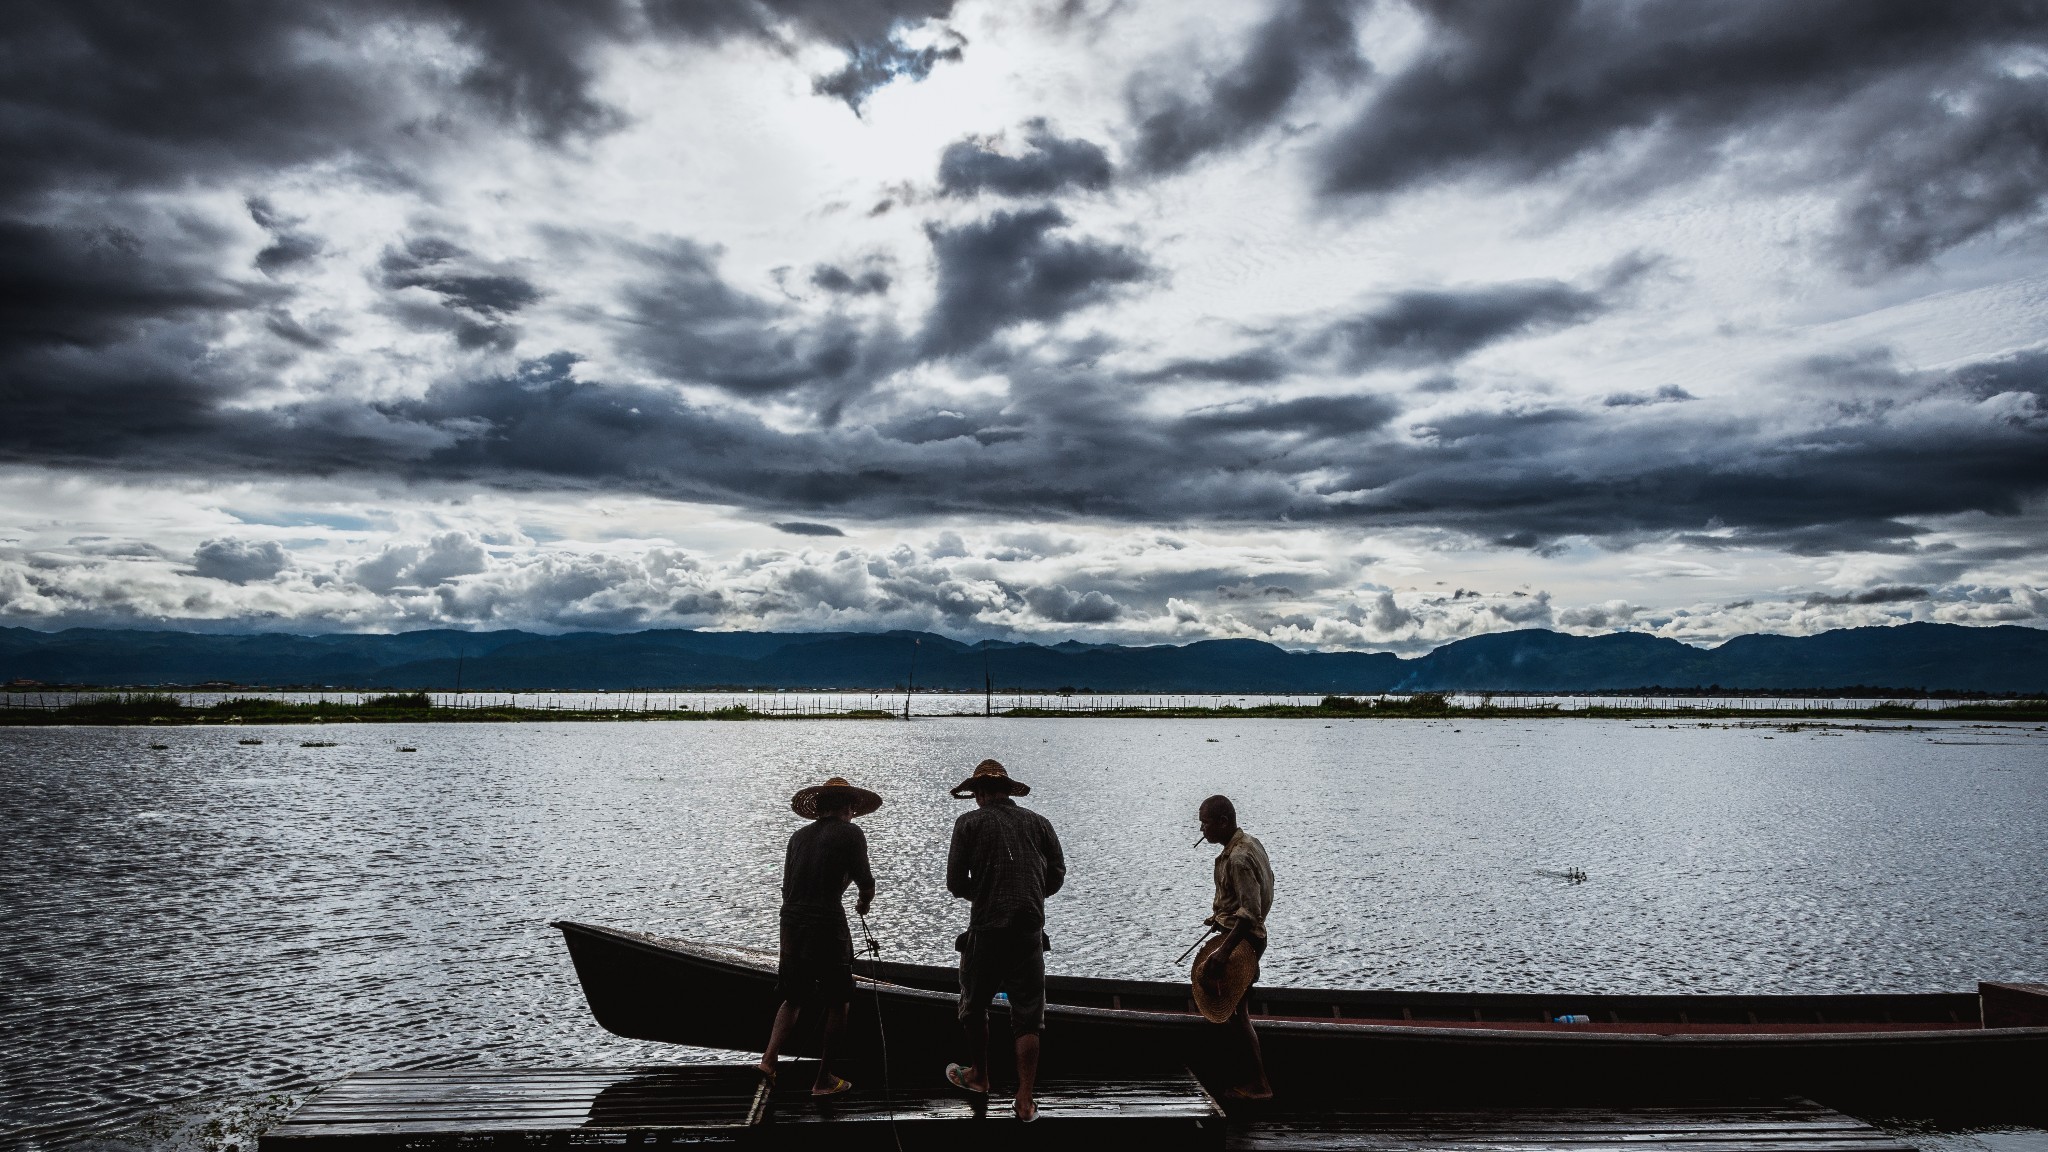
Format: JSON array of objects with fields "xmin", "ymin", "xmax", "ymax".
[{"xmin": 855, "ymin": 893, "xmax": 872, "ymax": 917}]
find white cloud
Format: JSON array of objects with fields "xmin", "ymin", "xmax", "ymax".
[{"xmin": 190, "ymin": 538, "xmax": 290, "ymax": 584}]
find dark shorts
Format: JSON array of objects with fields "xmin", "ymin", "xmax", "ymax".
[
  {"xmin": 957, "ymin": 927, "xmax": 1046, "ymax": 1034},
  {"xmin": 776, "ymin": 917, "xmax": 854, "ymax": 1006}
]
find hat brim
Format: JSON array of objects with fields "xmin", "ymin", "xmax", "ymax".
[
  {"xmin": 790, "ymin": 783, "xmax": 883, "ymax": 819},
  {"xmin": 949, "ymin": 775, "xmax": 1030, "ymax": 799},
  {"xmin": 1189, "ymin": 934, "xmax": 1259, "ymax": 1023}
]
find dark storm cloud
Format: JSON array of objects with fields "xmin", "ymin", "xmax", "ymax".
[
  {"xmin": 813, "ymin": 30, "xmax": 965, "ymax": 111},
  {"xmin": 1, "ymin": 2, "xmax": 619, "ymax": 209},
  {"xmin": 810, "ymin": 263, "xmax": 893, "ymax": 296},
  {"xmin": 378, "ymin": 236, "xmax": 541, "ymax": 351},
  {"xmin": 616, "ymin": 238, "xmax": 901, "ymax": 396},
  {"xmin": 0, "ymin": 1, "xmax": 967, "ymax": 207},
  {"xmin": 1180, "ymin": 394, "xmax": 1398, "ymax": 436},
  {"xmin": 0, "ymin": 219, "xmax": 276, "ymax": 355},
  {"xmin": 1135, "ymin": 352, "xmax": 1290, "ymax": 384},
  {"xmin": 772, "ymin": 521, "xmax": 847, "ymax": 537},
  {"xmin": 1603, "ymin": 385, "xmax": 1695, "ymax": 408},
  {"xmin": 643, "ymin": 0, "xmax": 962, "ymax": 112},
  {"xmin": 1127, "ymin": 0, "xmax": 1368, "ymax": 175},
  {"xmin": 247, "ymin": 198, "xmax": 322, "ymax": 276},
  {"xmin": 1307, "ymin": 278, "xmax": 1612, "ymax": 369},
  {"xmin": 920, "ymin": 208, "xmax": 1155, "ymax": 355},
  {"xmin": 0, "ymin": 0, "xmax": 964, "ymax": 421},
  {"xmin": 380, "ymin": 239, "xmax": 541, "ymax": 317},
  {"xmin": 1138, "ymin": 263, "xmax": 1636, "ymax": 383},
  {"xmin": 1314, "ymin": 0, "xmax": 2048, "ymax": 268},
  {"xmin": 7, "ymin": 340, "xmax": 2044, "ymax": 561},
  {"xmin": 937, "ymin": 121, "xmax": 1114, "ymax": 197},
  {"xmin": 189, "ymin": 538, "xmax": 290, "ymax": 584},
  {"xmin": 1803, "ymin": 585, "xmax": 1927, "ymax": 607},
  {"xmin": 1023, "ymin": 584, "xmax": 1123, "ymax": 623},
  {"xmin": 5, "ymin": 1, "xmax": 2046, "ymax": 571}
]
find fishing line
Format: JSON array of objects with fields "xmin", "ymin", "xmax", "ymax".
[{"xmin": 856, "ymin": 911, "xmax": 905, "ymax": 1152}]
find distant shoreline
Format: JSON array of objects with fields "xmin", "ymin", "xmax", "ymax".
[{"xmin": 2, "ymin": 691, "xmax": 2043, "ymax": 726}]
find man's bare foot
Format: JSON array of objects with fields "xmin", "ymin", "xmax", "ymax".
[
  {"xmin": 756, "ymin": 1061, "xmax": 777, "ymax": 1083},
  {"xmin": 1015, "ymin": 1095, "xmax": 1038, "ymax": 1123},
  {"xmin": 1223, "ymin": 1084, "xmax": 1273, "ymax": 1100},
  {"xmin": 811, "ymin": 1072, "xmax": 854, "ymax": 1097}
]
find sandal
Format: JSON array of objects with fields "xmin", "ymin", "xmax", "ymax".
[
  {"xmin": 944, "ymin": 1063, "xmax": 989, "ymax": 1095},
  {"xmin": 1016, "ymin": 1098, "xmax": 1039, "ymax": 1123},
  {"xmin": 811, "ymin": 1073, "xmax": 854, "ymax": 1098}
]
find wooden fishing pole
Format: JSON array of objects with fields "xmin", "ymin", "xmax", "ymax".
[{"xmin": 1175, "ymin": 924, "xmax": 1219, "ymax": 966}]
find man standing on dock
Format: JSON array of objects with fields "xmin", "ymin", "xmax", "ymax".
[
  {"xmin": 944, "ymin": 759, "xmax": 1066, "ymax": 1123},
  {"xmin": 759, "ymin": 776, "xmax": 880, "ymax": 1096},
  {"xmin": 1196, "ymin": 794, "xmax": 1275, "ymax": 1100}
]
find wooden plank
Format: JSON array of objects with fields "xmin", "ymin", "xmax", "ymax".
[
  {"xmin": 262, "ymin": 1065, "xmax": 769, "ymax": 1149},
  {"xmin": 762, "ymin": 1070, "xmax": 1225, "ymax": 1148},
  {"xmin": 1226, "ymin": 1100, "xmax": 1912, "ymax": 1152}
]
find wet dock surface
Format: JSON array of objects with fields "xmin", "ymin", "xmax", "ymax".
[{"xmin": 259, "ymin": 1065, "xmax": 1911, "ymax": 1151}]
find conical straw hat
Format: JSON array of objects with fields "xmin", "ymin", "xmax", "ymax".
[{"xmin": 790, "ymin": 776, "xmax": 883, "ymax": 819}]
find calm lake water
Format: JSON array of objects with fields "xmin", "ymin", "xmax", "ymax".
[{"xmin": 2, "ymin": 718, "xmax": 2044, "ymax": 1150}]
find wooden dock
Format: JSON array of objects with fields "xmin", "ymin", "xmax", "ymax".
[
  {"xmin": 259, "ymin": 1063, "xmax": 1222, "ymax": 1148},
  {"xmin": 260, "ymin": 1065, "xmax": 1913, "ymax": 1152}
]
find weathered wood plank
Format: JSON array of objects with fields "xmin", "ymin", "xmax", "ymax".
[{"xmin": 1225, "ymin": 1100, "xmax": 1912, "ymax": 1152}]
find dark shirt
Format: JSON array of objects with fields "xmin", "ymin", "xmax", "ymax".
[
  {"xmin": 945, "ymin": 797, "xmax": 1066, "ymax": 931},
  {"xmin": 779, "ymin": 818, "xmax": 875, "ymax": 934}
]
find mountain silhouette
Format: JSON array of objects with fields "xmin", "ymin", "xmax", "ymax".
[{"xmin": 2, "ymin": 621, "xmax": 2041, "ymax": 694}]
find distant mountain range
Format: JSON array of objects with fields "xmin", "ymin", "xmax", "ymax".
[{"xmin": 2, "ymin": 622, "xmax": 2043, "ymax": 694}]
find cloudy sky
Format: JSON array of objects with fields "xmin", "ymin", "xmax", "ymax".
[{"xmin": 4, "ymin": 0, "xmax": 2046, "ymax": 650}]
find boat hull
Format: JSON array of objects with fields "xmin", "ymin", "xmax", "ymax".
[{"xmin": 553, "ymin": 922, "xmax": 2046, "ymax": 1122}]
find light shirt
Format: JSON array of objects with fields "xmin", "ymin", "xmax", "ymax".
[{"xmin": 1208, "ymin": 829, "xmax": 1275, "ymax": 941}]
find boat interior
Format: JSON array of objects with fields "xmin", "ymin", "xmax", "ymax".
[{"xmin": 848, "ymin": 952, "xmax": 1985, "ymax": 1032}]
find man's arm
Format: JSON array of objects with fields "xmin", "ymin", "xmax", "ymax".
[
  {"xmin": 849, "ymin": 824, "xmax": 876, "ymax": 915},
  {"xmin": 945, "ymin": 817, "xmax": 973, "ymax": 900},
  {"xmin": 1210, "ymin": 919, "xmax": 1253, "ymax": 968},
  {"xmin": 1040, "ymin": 818, "xmax": 1067, "ymax": 898}
]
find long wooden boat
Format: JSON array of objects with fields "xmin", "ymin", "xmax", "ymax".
[{"xmin": 553, "ymin": 921, "xmax": 2047, "ymax": 1122}]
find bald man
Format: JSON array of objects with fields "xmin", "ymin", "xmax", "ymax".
[{"xmin": 1197, "ymin": 794, "xmax": 1274, "ymax": 1100}]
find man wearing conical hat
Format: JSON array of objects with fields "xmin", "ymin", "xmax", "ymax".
[
  {"xmin": 942, "ymin": 759, "xmax": 1065, "ymax": 1123},
  {"xmin": 758, "ymin": 776, "xmax": 881, "ymax": 1096},
  {"xmin": 1195, "ymin": 793, "xmax": 1274, "ymax": 1100}
]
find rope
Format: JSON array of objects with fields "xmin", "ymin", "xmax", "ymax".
[{"xmin": 856, "ymin": 911, "xmax": 905, "ymax": 1152}]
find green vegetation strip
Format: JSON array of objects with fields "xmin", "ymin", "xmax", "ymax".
[
  {"xmin": 2, "ymin": 691, "xmax": 2044, "ymax": 725},
  {"xmin": 0, "ymin": 691, "xmax": 899, "ymax": 725},
  {"xmin": 1002, "ymin": 693, "xmax": 2048, "ymax": 721}
]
